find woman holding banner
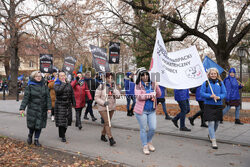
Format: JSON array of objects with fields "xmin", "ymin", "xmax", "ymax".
[
  {"xmin": 134, "ymin": 67, "xmax": 161, "ymax": 155},
  {"xmin": 200, "ymin": 68, "xmax": 226, "ymax": 149},
  {"xmin": 222, "ymin": 68, "xmax": 244, "ymax": 125},
  {"xmin": 95, "ymin": 72, "xmax": 120, "ymax": 146},
  {"xmin": 54, "ymin": 71, "xmax": 76, "ymax": 142}
]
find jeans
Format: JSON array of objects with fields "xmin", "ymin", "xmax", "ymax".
[
  {"xmin": 223, "ymin": 105, "xmax": 240, "ymax": 119},
  {"xmin": 157, "ymin": 100, "xmax": 170, "ymax": 117},
  {"xmin": 136, "ymin": 110, "xmax": 156, "ymax": 147},
  {"xmin": 126, "ymin": 95, "xmax": 136, "ymax": 111},
  {"xmin": 29, "ymin": 128, "xmax": 41, "ymax": 139},
  {"xmin": 173, "ymin": 100, "xmax": 190, "ymax": 128},
  {"xmin": 208, "ymin": 121, "xmax": 219, "ymax": 139}
]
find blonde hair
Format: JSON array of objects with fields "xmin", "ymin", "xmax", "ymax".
[
  {"xmin": 30, "ymin": 71, "xmax": 41, "ymax": 79},
  {"xmin": 207, "ymin": 68, "xmax": 222, "ymax": 81}
]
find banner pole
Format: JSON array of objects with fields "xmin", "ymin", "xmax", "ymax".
[{"xmin": 207, "ymin": 80, "xmax": 217, "ymax": 102}]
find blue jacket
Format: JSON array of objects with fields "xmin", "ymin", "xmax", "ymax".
[
  {"xmin": 124, "ymin": 78, "xmax": 135, "ymax": 95},
  {"xmin": 200, "ymin": 79, "xmax": 227, "ymax": 105},
  {"xmin": 174, "ymin": 89, "xmax": 189, "ymax": 101},
  {"xmin": 157, "ymin": 86, "xmax": 166, "ymax": 99},
  {"xmin": 223, "ymin": 68, "xmax": 243, "ymax": 101},
  {"xmin": 195, "ymin": 86, "xmax": 204, "ymax": 101},
  {"xmin": 141, "ymin": 81, "xmax": 154, "ymax": 111}
]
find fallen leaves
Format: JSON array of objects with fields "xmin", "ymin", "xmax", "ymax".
[{"xmin": 0, "ymin": 136, "xmax": 124, "ymax": 167}]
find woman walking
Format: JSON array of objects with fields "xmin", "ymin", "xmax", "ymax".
[
  {"xmin": 71, "ymin": 72, "xmax": 92, "ymax": 129},
  {"xmin": 48, "ymin": 70, "xmax": 58, "ymax": 122},
  {"xmin": 19, "ymin": 71, "xmax": 52, "ymax": 146},
  {"xmin": 95, "ymin": 72, "xmax": 120, "ymax": 146},
  {"xmin": 54, "ymin": 71, "xmax": 76, "ymax": 142},
  {"xmin": 223, "ymin": 68, "xmax": 244, "ymax": 125},
  {"xmin": 200, "ymin": 68, "xmax": 226, "ymax": 149},
  {"xmin": 134, "ymin": 67, "xmax": 161, "ymax": 155}
]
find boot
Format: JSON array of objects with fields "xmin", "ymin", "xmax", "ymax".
[
  {"xmin": 131, "ymin": 109, "xmax": 134, "ymax": 116},
  {"xmin": 127, "ymin": 110, "xmax": 132, "ymax": 117},
  {"xmin": 84, "ymin": 115, "xmax": 89, "ymax": 120},
  {"xmin": 165, "ymin": 115, "xmax": 172, "ymax": 120},
  {"xmin": 34, "ymin": 139, "xmax": 41, "ymax": 147},
  {"xmin": 27, "ymin": 134, "xmax": 32, "ymax": 145},
  {"xmin": 101, "ymin": 135, "xmax": 108, "ymax": 142},
  {"xmin": 61, "ymin": 137, "xmax": 66, "ymax": 142},
  {"xmin": 78, "ymin": 110, "xmax": 82, "ymax": 129},
  {"xmin": 91, "ymin": 116, "xmax": 97, "ymax": 122},
  {"xmin": 200, "ymin": 123, "xmax": 208, "ymax": 128},
  {"xmin": 172, "ymin": 119, "xmax": 179, "ymax": 128},
  {"xmin": 109, "ymin": 137, "xmax": 116, "ymax": 146},
  {"xmin": 188, "ymin": 117, "xmax": 194, "ymax": 126},
  {"xmin": 211, "ymin": 139, "xmax": 218, "ymax": 149},
  {"xmin": 235, "ymin": 119, "xmax": 244, "ymax": 125}
]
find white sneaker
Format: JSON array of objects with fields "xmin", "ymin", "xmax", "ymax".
[
  {"xmin": 211, "ymin": 139, "xmax": 218, "ymax": 149},
  {"xmin": 51, "ymin": 116, "xmax": 55, "ymax": 122},
  {"xmin": 147, "ymin": 143, "xmax": 155, "ymax": 152},
  {"xmin": 143, "ymin": 145, "xmax": 150, "ymax": 155}
]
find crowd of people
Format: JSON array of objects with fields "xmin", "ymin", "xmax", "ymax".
[{"xmin": 19, "ymin": 67, "xmax": 245, "ymax": 154}]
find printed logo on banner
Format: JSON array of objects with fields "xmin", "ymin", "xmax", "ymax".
[
  {"xmin": 185, "ymin": 65, "xmax": 203, "ymax": 79},
  {"xmin": 90, "ymin": 45, "xmax": 110, "ymax": 72},
  {"xmin": 109, "ymin": 42, "xmax": 120, "ymax": 64},
  {"xmin": 40, "ymin": 54, "xmax": 53, "ymax": 73}
]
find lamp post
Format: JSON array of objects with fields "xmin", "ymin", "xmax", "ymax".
[{"xmin": 237, "ymin": 46, "xmax": 246, "ymax": 110}]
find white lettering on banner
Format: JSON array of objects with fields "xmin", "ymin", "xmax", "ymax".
[{"xmin": 149, "ymin": 29, "xmax": 208, "ymax": 89}]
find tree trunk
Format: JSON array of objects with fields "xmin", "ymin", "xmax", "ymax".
[{"xmin": 215, "ymin": 49, "xmax": 230, "ymax": 79}]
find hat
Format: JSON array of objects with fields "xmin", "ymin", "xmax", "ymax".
[
  {"xmin": 126, "ymin": 72, "xmax": 132, "ymax": 77},
  {"xmin": 136, "ymin": 67, "xmax": 147, "ymax": 78},
  {"xmin": 229, "ymin": 68, "xmax": 236, "ymax": 74}
]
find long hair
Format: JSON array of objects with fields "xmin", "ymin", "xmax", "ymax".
[
  {"xmin": 136, "ymin": 71, "xmax": 151, "ymax": 85},
  {"xmin": 30, "ymin": 71, "xmax": 41, "ymax": 79},
  {"xmin": 207, "ymin": 68, "xmax": 222, "ymax": 81}
]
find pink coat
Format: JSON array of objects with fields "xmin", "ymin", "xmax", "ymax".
[
  {"xmin": 134, "ymin": 82, "xmax": 161, "ymax": 115},
  {"xmin": 94, "ymin": 83, "xmax": 120, "ymax": 111}
]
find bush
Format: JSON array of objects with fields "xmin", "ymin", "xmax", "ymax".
[
  {"xmin": 242, "ymin": 78, "xmax": 250, "ymax": 93},
  {"xmin": 167, "ymin": 88, "xmax": 174, "ymax": 97}
]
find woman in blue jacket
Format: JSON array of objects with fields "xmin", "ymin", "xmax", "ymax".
[
  {"xmin": 172, "ymin": 89, "xmax": 191, "ymax": 131},
  {"xmin": 200, "ymin": 68, "xmax": 226, "ymax": 149},
  {"xmin": 124, "ymin": 72, "xmax": 136, "ymax": 116},
  {"xmin": 222, "ymin": 68, "xmax": 244, "ymax": 125}
]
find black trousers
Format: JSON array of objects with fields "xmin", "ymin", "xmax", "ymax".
[
  {"xmin": 51, "ymin": 108, "xmax": 54, "ymax": 116},
  {"xmin": 191, "ymin": 101, "xmax": 205, "ymax": 124},
  {"xmin": 75, "ymin": 108, "xmax": 83, "ymax": 127},
  {"xmin": 58, "ymin": 126, "xmax": 67, "ymax": 138},
  {"xmin": 85, "ymin": 100, "xmax": 95, "ymax": 117},
  {"xmin": 29, "ymin": 128, "xmax": 41, "ymax": 139}
]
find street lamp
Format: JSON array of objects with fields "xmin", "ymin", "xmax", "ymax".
[{"xmin": 237, "ymin": 46, "xmax": 246, "ymax": 109}]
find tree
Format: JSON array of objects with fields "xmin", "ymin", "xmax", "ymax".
[
  {"xmin": 0, "ymin": 0, "xmax": 62, "ymax": 96},
  {"xmin": 119, "ymin": 0, "xmax": 250, "ymax": 76}
]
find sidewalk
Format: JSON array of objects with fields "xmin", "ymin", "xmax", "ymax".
[{"xmin": 0, "ymin": 100, "xmax": 249, "ymax": 146}]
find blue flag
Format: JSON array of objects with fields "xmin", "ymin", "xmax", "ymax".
[
  {"xmin": 202, "ymin": 56, "xmax": 224, "ymax": 74},
  {"xmin": 18, "ymin": 74, "xmax": 24, "ymax": 81},
  {"xmin": 78, "ymin": 64, "xmax": 83, "ymax": 73}
]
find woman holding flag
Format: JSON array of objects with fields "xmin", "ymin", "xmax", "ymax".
[
  {"xmin": 134, "ymin": 67, "xmax": 161, "ymax": 155},
  {"xmin": 95, "ymin": 72, "xmax": 120, "ymax": 146},
  {"xmin": 200, "ymin": 68, "xmax": 226, "ymax": 149}
]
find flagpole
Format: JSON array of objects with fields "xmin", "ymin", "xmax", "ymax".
[{"xmin": 207, "ymin": 80, "xmax": 217, "ymax": 103}]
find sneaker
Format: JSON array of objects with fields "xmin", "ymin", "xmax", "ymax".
[
  {"xmin": 200, "ymin": 123, "xmax": 208, "ymax": 128},
  {"xmin": 92, "ymin": 117, "xmax": 97, "ymax": 121},
  {"xmin": 143, "ymin": 145, "xmax": 150, "ymax": 155},
  {"xmin": 51, "ymin": 115, "xmax": 55, "ymax": 122},
  {"xmin": 211, "ymin": 139, "xmax": 218, "ymax": 149},
  {"xmin": 180, "ymin": 127, "xmax": 191, "ymax": 132},
  {"xmin": 61, "ymin": 137, "xmax": 66, "ymax": 142},
  {"xmin": 147, "ymin": 143, "xmax": 155, "ymax": 152}
]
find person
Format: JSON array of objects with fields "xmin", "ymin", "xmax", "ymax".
[
  {"xmin": 84, "ymin": 71, "xmax": 98, "ymax": 121},
  {"xmin": 124, "ymin": 72, "xmax": 136, "ymax": 116},
  {"xmin": 134, "ymin": 67, "xmax": 161, "ymax": 155},
  {"xmin": 171, "ymin": 89, "xmax": 191, "ymax": 131},
  {"xmin": 200, "ymin": 68, "xmax": 227, "ymax": 149},
  {"xmin": 222, "ymin": 68, "xmax": 244, "ymax": 125},
  {"xmin": 95, "ymin": 72, "xmax": 105, "ymax": 124},
  {"xmin": 71, "ymin": 72, "xmax": 92, "ymax": 130},
  {"xmin": 95, "ymin": 72, "xmax": 120, "ymax": 146},
  {"xmin": 48, "ymin": 70, "xmax": 58, "ymax": 122},
  {"xmin": 188, "ymin": 86, "xmax": 208, "ymax": 127},
  {"xmin": 157, "ymin": 85, "xmax": 172, "ymax": 120},
  {"xmin": 54, "ymin": 71, "xmax": 76, "ymax": 142},
  {"xmin": 19, "ymin": 71, "xmax": 52, "ymax": 146}
]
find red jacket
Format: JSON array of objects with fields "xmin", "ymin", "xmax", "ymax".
[{"xmin": 71, "ymin": 80, "xmax": 92, "ymax": 109}]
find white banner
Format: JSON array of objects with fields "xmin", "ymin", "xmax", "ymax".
[{"xmin": 149, "ymin": 29, "xmax": 208, "ymax": 89}]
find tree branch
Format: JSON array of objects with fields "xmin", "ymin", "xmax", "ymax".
[
  {"xmin": 228, "ymin": 1, "xmax": 249, "ymax": 41},
  {"xmin": 194, "ymin": 0, "xmax": 209, "ymax": 29}
]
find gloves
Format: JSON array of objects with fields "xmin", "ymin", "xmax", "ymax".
[
  {"xmin": 76, "ymin": 76, "xmax": 80, "ymax": 81},
  {"xmin": 104, "ymin": 101, "xmax": 109, "ymax": 107}
]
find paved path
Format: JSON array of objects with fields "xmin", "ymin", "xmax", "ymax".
[
  {"xmin": 0, "ymin": 100, "xmax": 249, "ymax": 146},
  {"xmin": 0, "ymin": 112, "xmax": 249, "ymax": 167}
]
